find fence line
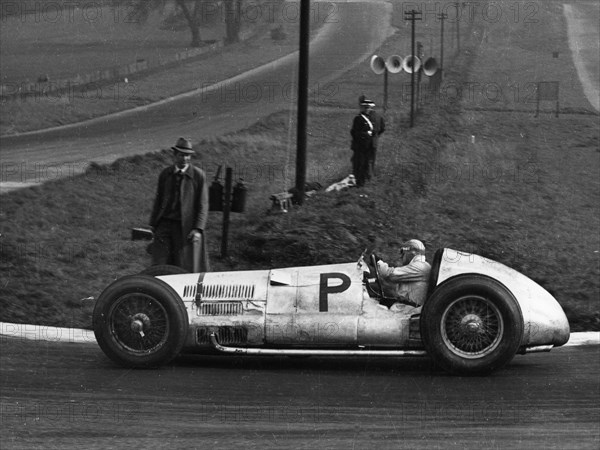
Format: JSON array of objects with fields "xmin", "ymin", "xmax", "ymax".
[{"xmin": 0, "ymin": 41, "xmax": 225, "ymax": 100}]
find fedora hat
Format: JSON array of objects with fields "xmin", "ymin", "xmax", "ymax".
[{"xmin": 171, "ymin": 137, "xmax": 194, "ymax": 154}]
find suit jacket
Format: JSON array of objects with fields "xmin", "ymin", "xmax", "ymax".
[{"xmin": 150, "ymin": 164, "xmax": 210, "ymax": 271}]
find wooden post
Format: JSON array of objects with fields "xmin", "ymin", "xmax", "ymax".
[{"xmin": 220, "ymin": 167, "xmax": 233, "ymax": 257}]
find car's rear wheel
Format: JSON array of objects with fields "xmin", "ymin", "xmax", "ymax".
[
  {"xmin": 421, "ymin": 275, "xmax": 523, "ymax": 375},
  {"xmin": 141, "ymin": 265, "xmax": 187, "ymax": 276},
  {"xmin": 93, "ymin": 275, "xmax": 188, "ymax": 368}
]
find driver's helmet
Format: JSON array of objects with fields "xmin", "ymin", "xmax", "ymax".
[{"xmin": 401, "ymin": 239, "xmax": 426, "ymax": 255}]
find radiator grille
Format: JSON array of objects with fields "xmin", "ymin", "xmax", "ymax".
[
  {"xmin": 202, "ymin": 284, "xmax": 256, "ymax": 300},
  {"xmin": 197, "ymin": 301, "xmax": 243, "ymax": 316},
  {"xmin": 197, "ymin": 326, "xmax": 248, "ymax": 345},
  {"xmin": 182, "ymin": 284, "xmax": 197, "ymax": 299}
]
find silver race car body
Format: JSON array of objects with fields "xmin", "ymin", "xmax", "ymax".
[{"xmin": 93, "ymin": 248, "xmax": 570, "ymax": 374}]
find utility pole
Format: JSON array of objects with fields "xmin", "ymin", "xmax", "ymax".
[
  {"xmin": 404, "ymin": 9, "xmax": 422, "ymax": 127},
  {"xmin": 383, "ymin": 69, "xmax": 389, "ymax": 113},
  {"xmin": 438, "ymin": 12, "xmax": 447, "ymax": 78},
  {"xmin": 416, "ymin": 41, "xmax": 423, "ymax": 108},
  {"xmin": 294, "ymin": 0, "xmax": 310, "ymax": 205},
  {"xmin": 456, "ymin": 2, "xmax": 460, "ymax": 52}
]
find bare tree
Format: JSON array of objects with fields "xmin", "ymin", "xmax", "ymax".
[{"xmin": 122, "ymin": 0, "xmax": 243, "ymax": 47}]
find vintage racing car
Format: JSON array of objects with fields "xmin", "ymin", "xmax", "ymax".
[{"xmin": 92, "ymin": 248, "xmax": 570, "ymax": 374}]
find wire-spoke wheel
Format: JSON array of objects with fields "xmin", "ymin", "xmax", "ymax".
[
  {"xmin": 109, "ymin": 293, "xmax": 170, "ymax": 354},
  {"xmin": 441, "ymin": 296, "xmax": 503, "ymax": 358},
  {"xmin": 93, "ymin": 275, "xmax": 188, "ymax": 368},
  {"xmin": 421, "ymin": 275, "xmax": 523, "ymax": 374}
]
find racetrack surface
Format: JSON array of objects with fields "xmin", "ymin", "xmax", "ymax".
[
  {"xmin": 0, "ymin": 1, "xmax": 393, "ymax": 191},
  {"xmin": 2, "ymin": 2, "xmax": 598, "ymax": 446},
  {"xmin": 1, "ymin": 336, "xmax": 598, "ymax": 449}
]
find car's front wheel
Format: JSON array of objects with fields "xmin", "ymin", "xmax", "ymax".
[
  {"xmin": 421, "ymin": 275, "xmax": 523, "ymax": 375},
  {"xmin": 93, "ymin": 275, "xmax": 188, "ymax": 368}
]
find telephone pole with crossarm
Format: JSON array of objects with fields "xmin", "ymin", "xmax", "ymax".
[{"xmin": 404, "ymin": 9, "xmax": 422, "ymax": 127}]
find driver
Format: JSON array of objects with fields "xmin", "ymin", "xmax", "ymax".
[{"xmin": 376, "ymin": 239, "xmax": 431, "ymax": 307}]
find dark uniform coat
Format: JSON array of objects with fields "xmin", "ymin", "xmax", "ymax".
[
  {"xmin": 150, "ymin": 164, "xmax": 210, "ymax": 272},
  {"xmin": 350, "ymin": 113, "xmax": 374, "ymax": 186}
]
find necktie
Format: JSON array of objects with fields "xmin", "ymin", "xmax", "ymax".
[{"xmin": 173, "ymin": 172, "xmax": 183, "ymax": 209}]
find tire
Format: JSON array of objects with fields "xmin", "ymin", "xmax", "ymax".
[
  {"xmin": 421, "ymin": 275, "xmax": 523, "ymax": 375},
  {"xmin": 93, "ymin": 275, "xmax": 189, "ymax": 368},
  {"xmin": 141, "ymin": 265, "xmax": 187, "ymax": 277}
]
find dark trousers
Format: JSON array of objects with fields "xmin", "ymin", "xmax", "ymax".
[
  {"xmin": 352, "ymin": 151, "xmax": 369, "ymax": 187},
  {"xmin": 152, "ymin": 219, "xmax": 185, "ymax": 268},
  {"xmin": 368, "ymin": 147, "xmax": 377, "ymax": 178}
]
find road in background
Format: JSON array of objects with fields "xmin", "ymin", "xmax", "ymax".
[
  {"xmin": 0, "ymin": 1, "xmax": 393, "ymax": 191},
  {"xmin": 563, "ymin": 2, "xmax": 600, "ymax": 111}
]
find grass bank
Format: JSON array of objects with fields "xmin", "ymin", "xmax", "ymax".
[{"xmin": 0, "ymin": 1, "xmax": 598, "ymax": 331}]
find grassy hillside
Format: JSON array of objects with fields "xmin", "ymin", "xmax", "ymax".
[{"xmin": 0, "ymin": 1, "xmax": 598, "ymax": 331}]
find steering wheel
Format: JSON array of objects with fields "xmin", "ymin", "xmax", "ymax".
[{"xmin": 370, "ymin": 253, "xmax": 384, "ymax": 298}]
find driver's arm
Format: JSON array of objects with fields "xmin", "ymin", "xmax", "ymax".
[{"xmin": 377, "ymin": 261, "xmax": 423, "ymax": 282}]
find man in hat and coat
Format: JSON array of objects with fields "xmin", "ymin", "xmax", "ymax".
[
  {"xmin": 350, "ymin": 98, "xmax": 376, "ymax": 187},
  {"xmin": 358, "ymin": 95, "xmax": 385, "ymax": 179},
  {"xmin": 150, "ymin": 137, "xmax": 210, "ymax": 272}
]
